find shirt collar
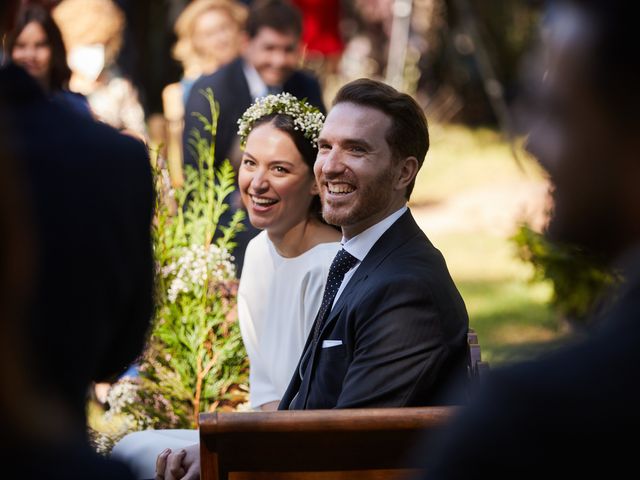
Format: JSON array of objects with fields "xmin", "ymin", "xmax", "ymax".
[
  {"xmin": 341, "ymin": 206, "xmax": 408, "ymax": 262},
  {"xmin": 242, "ymin": 61, "xmax": 281, "ymax": 100}
]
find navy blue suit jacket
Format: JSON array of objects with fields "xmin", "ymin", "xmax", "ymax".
[{"xmin": 280, "ymin": 210, "xmax": 469, "ymax": 410}]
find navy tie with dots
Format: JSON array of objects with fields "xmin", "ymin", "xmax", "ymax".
[{"xmin": 312, "ymin": 248, "xmax": 358, "ymax": 344}]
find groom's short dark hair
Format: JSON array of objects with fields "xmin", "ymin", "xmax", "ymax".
[{"xmin": 333, "ymin": 78, "xmax": 429, "ymax": 199}]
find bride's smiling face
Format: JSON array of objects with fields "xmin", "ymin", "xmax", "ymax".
[{"xmin": 239, "ymin": 123, "xmax": 319, "ymax": 235}]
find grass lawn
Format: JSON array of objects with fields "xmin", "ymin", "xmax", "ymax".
[
  {"xmin": 411, "ymin": 125, "xmax": 568, "ymax": 366},
  {"xmin": 435, "ymin": 231, "xmax": 566, "ymax": 364},
  {"xmin": 412, "ymin": 124, "xmax": 546, "ymax": 206}
]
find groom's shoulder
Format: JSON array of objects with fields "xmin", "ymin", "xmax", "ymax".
[
  {"xmin": 364, "ymin": 215, "xmax": 460, "ymax": 297},
  {"xmin": 378, "ymin": 213, "xmax": 442, "ymax": 269}
]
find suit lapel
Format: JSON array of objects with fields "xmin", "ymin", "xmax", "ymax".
[
  {"xmin": 228, "ymin": 58, "xmax": 252, "ymax": 107},
  {"xmin": 314, "ymin": 211, "xmax": 423, "ymax": 360}
]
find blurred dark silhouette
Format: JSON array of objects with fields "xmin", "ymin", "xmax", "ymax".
[
  {"xmin": 415, "ymin": 0, "xmax": 640, "ymax": 477},
  {"xmin": 0, "ymin": 61, "xmax": 154, "ymax": 478}
]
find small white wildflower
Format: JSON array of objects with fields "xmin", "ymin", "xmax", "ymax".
[
  {"xmin": 164, "ymin": 243, "xmax": 236, "ymax": 302},
  {"xmin": 237, "ymin": 93, "xmax": 324, "ymax": 148}
]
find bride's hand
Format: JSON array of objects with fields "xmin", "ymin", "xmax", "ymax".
[{"xmin": 155, "ymin": 443, "xmax": 200, "ymax": 480}]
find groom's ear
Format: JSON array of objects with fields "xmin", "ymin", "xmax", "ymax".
[
  {"xmin": 310, "ymin": 180, "xmax": 320, "ymax": 195},
  {"xmin": 394, "ymin": 156, "xmax": 419, "ymax": 193}
]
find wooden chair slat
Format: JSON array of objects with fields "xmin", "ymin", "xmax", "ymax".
[{"xmin": 200, "ymin": 330, "xmax": 489, "ymax": 480}]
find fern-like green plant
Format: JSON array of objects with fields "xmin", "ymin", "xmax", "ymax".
[
  {"xmin": 512, "ymin": 224, "xmax": 620, "ymax": 325},
  {"xmin": 92, "ymin": 90, "xmax": 249, "ymax": 452}
]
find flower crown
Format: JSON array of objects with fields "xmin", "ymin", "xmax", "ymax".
[{"xmin": 237, "ymin": 93, "xmax": 325, "ymax": 148}]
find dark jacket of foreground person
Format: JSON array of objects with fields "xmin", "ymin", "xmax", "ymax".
[
  {"xmin": 0, "ymin": 64, "xmax": 154, "ymax": 479},
  {"xmin": 416, "ymin": 268, "xmax": 640, "ymax": 477}
]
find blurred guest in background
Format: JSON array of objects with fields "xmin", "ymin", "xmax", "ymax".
[
  {"xmin": 53, "ymin": 0, "xmax": 147, "ymax": 137},
  {"xmin": 417, "ymin": 0, "xmax": 640, "ymax": 477},
  {"xmin": 6, "ymin": 3, "xmax": 91, "ymax": 116},
  {"xmin": 169, "ymin": 0, "xmax": 247, "ymax": 105},
  {"xmin": 163, "ymin": 0, "xmax": 248, "ymax": 187},
  {"xmin": 183, "ymin": 0, "xmax": 325, "ymax": 274}
]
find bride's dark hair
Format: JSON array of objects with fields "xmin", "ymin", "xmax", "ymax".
[{"xmin": 250, "ymin": 113, "xmax": 327, "ymax": 223}]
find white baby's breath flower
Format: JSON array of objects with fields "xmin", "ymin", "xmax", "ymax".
[
  {"xmin": 164, "ymin": 243, "xmax": 236, "ymax": 303},
  {"xmin": 237, "ymin": 93, "xmax": 325, "ymax": 148}
]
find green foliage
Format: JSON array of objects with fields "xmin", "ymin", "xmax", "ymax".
[
  {"xmin": 90, "ymin": 89, "xmax": 249, "ymax": 453},
  {"xmin": 140, "ymin": 88, "xmax": 248, "ymax": 428},
  {"xmin": 512, "ymin": 224, "xmax": 619, "ymax": 323}
]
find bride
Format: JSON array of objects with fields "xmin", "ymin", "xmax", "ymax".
[
  {"xmin": 113, "ymin": 94, "xmax": 340, "ymax": 479},
  {"xmin": 236, "ymin": 94, "xmax": 341, "ymax": 411}
]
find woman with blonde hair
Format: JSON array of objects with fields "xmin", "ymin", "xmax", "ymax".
[
  {"xmin": 163, "ymin": 0, "xmax": 247, "ymax": 186},
  {"xmin": 52, "ymin": 0, "xmax": 146, "ymax": 137}
]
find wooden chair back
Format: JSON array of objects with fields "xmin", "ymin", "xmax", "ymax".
[
  {"xmin": 199, "ymin": 330, "xmax": 487, "ymax": 480},
  {"xmin": 467, "ymin": 328, "xmax": 490, "ymax": 380},
  {"xmin": 199, "ymin": 407, "xmax": 455, "ymax": 480}
]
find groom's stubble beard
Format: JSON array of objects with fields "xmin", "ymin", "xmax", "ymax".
[{"xmin": 320, "ymin": 166, "xmax": 395, "ymax": 229}]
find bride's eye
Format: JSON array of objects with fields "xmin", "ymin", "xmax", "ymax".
[
  {"xmin": 273, "ymin": 166, "xmax": 288, "ymax": 174},
  {"xmin": 242, "ymin": 158, "xmax": 256, "ymax": 168}
]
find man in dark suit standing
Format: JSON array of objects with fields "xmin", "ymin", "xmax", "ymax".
[
  {"xmin": 280, "ymin": 78, "xmax": 469, "ymax": 410},
  {"xmin": 183, "ymin": 0, "xmax": 325, "ymax": 272},
  {"xmin": 417, "ymin": 1, "xmax": 640, "ymax": 477}
]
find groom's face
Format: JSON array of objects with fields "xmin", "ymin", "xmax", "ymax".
[{"xmin": 315, "ymin": 102, "xmax": 401, "ymax": 239}]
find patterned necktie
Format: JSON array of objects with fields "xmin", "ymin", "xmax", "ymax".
[{"xmin": 311, "ymin": 248, "xmax": 358, "ymax": 344}]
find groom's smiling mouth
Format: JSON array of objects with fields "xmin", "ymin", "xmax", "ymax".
[{"xmin": 326, "ymin": 182, "xmax": 356, "ymax": 196}]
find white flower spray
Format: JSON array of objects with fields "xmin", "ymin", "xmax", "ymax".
[
  {"xmin": 162, "ymin": 244, "xmax": 236, "ymax": 303},
  {"xmin": 237, "ymin": 92, "xmax": 325, "ymax": 147}
]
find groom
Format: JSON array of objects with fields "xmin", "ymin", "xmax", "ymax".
[
  {"xmin": 280, "ymin": 78, "xmax": 469, "ymax": 410},
  {"xmin": 155, "ymin": 78, "xmax": 469, "ymax": 479}
]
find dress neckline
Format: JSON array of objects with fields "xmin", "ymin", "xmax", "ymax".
[{"xmin": 265, "ymin": 232, "xmax": 339, "ymax": 262}]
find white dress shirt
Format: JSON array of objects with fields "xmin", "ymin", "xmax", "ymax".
[
  {"xmin": 242, "ymin": 61, "xmax": 282, "ymax": 100},
  {"xmin": 333, "ymin": 205, "xmax": 408, "ymax": 307}
]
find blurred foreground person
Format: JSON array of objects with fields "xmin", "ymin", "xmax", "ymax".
[
  {"xmin": 0, "ymin": 62, "xmax": 154, "ymax": 479},
  {"xmin": 417, "ymin": 1, "xmax": 640, "ymax": 477},
  {"xmin": 6, "ymin": 3, "xmax": 91, "ymax": 116}
]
